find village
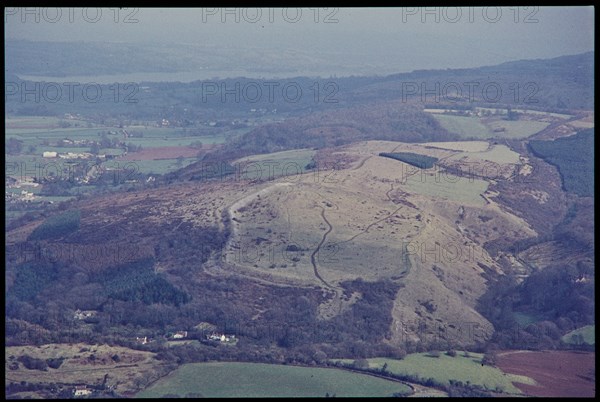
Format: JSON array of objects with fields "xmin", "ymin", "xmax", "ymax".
[
  {"xmin": 134, "ymin": 331, "xmax": 237, "ymax": 346},
  {"xmin": 70, "ymin": 312, "xmax": 238, "ymax": 347}
]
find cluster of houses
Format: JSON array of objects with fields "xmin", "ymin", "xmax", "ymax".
[
  {"xmin": 134, "ymin": 331, "xmax": 189, "ymax": 345},
  {"xmin": 207, "ymin": 333, "xmax": 236, "ymax": 343},
  {"xmin": 56, "ymin": 138, "xmax": 96, "ymax": 147},
  {"xmin": 6, "ymin": 189, "xmax": 36, "ymax": 203},
  {"xmin": 42, "ymin": 151, "xmax": 101, "ymax": 160},
  {"xmin": 5, "ymin": 177, "xmax": 39, "ymax": 203},
  {"xmin": 133, "ymin": 330, "xmax": 237, "ymax": 345}
]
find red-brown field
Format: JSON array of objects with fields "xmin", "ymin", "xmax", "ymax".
[
  {"xmin": 118, "ymin": 145, "xmax": 214, "ymax": 160},
  {"xmin": 496, "ymin": 350, "xmax": 595, "ymax": 397}
]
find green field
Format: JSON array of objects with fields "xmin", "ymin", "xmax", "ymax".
[
  {"xmin": 120, "ymin": 158, "xmax": 198, "ymax": 175},
  {"xmin": 431, "ymin": 114, "xmax": 549, "ymax": 140},
  {"xmin": 467, "ymin": 144, "xmax": 520, "ymax": 164},
  {"xmin": 512, "ymin": 109, "xmax": 573, "ymax": 119},
  {"xmin": 562, "ymin": 325, "xmax": 595, "ymax": 345},
  {"xmin": 432, "ymin": 115, "xmax": 492, "ymax": 138},
  {"xmin": 448, "ymin": 144, "xmax": 521, "ymax": 164},
  {"xmin": 402, "ymin": 171, "xmax": 488, "ymax": 206},
  {"xmin": 475, "ymin": 108, "xmax": 573, "ymax": 119},
  {"xmin": 233, "ymin": 148, "xmax": 316, "ymax": 180},
  {"xmin": 334, "ymin": 352, "xmax": 535, "ymax": 394},
  {"xmin": 136, "ymin": 362, "xmax": 412, "ymax": 398},
  {"xmin": 486, "ymin": 120, "xmax": 549, "ymax": 139},
  {"xmin": 6, "ymin": 116, "xmax": 235, "ymax": 154},
  {"xmin": 513, "ymin": 312, "xmax": 541, "ymax": 326},
  {"xmin": 122, "ymin": 135, "xmax": 225, "ymax": 148}
]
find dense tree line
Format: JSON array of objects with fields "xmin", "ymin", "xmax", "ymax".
[
  {"xmin": 478, "ymin": 259, "xmax": 594, "ymax": 350},
  {"xmin": 27, "ymin": 209, "xmax": 81, "ymax": 241},
  {"xmin": 91, "ymin": 258, "xmax": 190, "ymax": 306},
  {"xmin": 529, "ymin": 129, "xmax": 594, "ymax": 197},
  {"xmin": 8, "ymin": 262, "xmax": 61, "ymax": 302},
  {"xmin": 378, "ymin": 152, "xmax": 438, "ymax": 169}
]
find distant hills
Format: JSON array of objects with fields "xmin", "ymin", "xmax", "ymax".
[{"xmin": 6, "ymin": 44, "xmax": 593, "ymax": 118}]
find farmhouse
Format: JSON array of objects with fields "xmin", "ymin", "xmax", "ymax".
[
  {"xmin": 59, "ymin": 152, "xmax": 94, "ymax": 160},
  {"xmin": 17, "ymin": 177, "xmax": 40, "ymax": 188},
  {"xmin": 136, "ymin": 336, "xmax": 150, "ymax": 345},
  {"xmin": 207, "ymin": 333, "xmax": 235, "ymax": 342},
  {"xmin": 43, "ymin": 151, "xmax": 58, "ymax": 158},
  {"xmin": 73, "ymin": 385, "xmax": 92, "ymax": 396},
  {"xmin": 172, "ymin": 331, "xmax": 188, "ymax": 339},
  {"xmin": 73, "ymin": 309, "xmax": 97, "ymax": 320}
]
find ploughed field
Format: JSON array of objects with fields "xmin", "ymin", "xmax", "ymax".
[{"xmin": 496, "ymin": 350, "xmax": 595, "ymax": 397}]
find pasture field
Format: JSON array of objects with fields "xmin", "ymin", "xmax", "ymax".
[
  {"xmin": 430, "ymin": 114, "xmax": 492, "ymax": 138},
  {"xmin": 445, "ymin": 144, "xmax": 520, "ymax": 165},
  {"xmin": 475, "ymin": 108, "xmax": 573, "ymax": 119},
  {"xmin": 465, "ymin": 144, "xmax": 520, "ymax": 164},
  {"xmin": 401, "ymin": 170, "xmax": 488, "ymax": 206},
  {"xmin": 486, "ymin": 120, "xmax": 549, "ymax": 139},
  {"xmin": 121, "ymin": 135, "xmax": 218, "ymax": 148},
  {"xmin": 5, "ymin": 343, "xmax": 164, "ymax": 397},
  {"xmin": 125, "ymin": 157, "xmax": 198, "ymax": 175},
  {"xmin": 512, "ymin": 312, "xmax": 541, "ymax": 327},
  {"xmin": 6, "ymin": 117, "xmax": 232, "ymax": 155},
  {"xmin": 5, "ymin": 116, "xmax": 66, "ymax": 128},
  {"xmin": 5, "ymin": 115, "xmax": 229, "ymax": 180},
  {"xmin": 420, "ymin": 141, "xmax": 490, "ymax": 152},
  {"xmin": 512, "ymin": 109, "xmax": 573, "ymax": 119},
  {"xmin": 136, "ymin": 362, "xmax": 412, "ymax": 398},
  {"xmin": 232, "ymin": 148, "xmax": 316, "ymax": 180},
  {"xmin": 429, "ymin": 113, "xmax": 549, "ymax": 140},
  {"xmin": 561, "ymin": 325, "xmax": 595, "ymax": 345},
  {"xmin": 334, "ymin": 352, "xmax": 535, "ymax": 394},
  {"xmin": 568, "ymin": 120, "xmax": 594, "ymax": 128}
]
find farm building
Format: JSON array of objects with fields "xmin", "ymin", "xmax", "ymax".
[
  {"xmin": 73, "ymin": 385, "xmax": 92, "ymax": 396},
  {"xmin": 42, "ymin": 151, "xmax": 58, "ymax": 158},
  {"xmin": 172, "ymin": 331, "xmax": 188, "ymax": 339}
]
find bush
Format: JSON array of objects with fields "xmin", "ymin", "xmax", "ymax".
[
  {"xmin": 481, "ymin": 352, "xmax": 496, "ymax": 366},
  {"xmin": 17, "ymin": 355, "xmax": 48, "ymax": 371},
  {"xmin": 446, "ymin": 349, "xmax": 457, "ymax": 357},
  {"xmin": 46, "ymin": 358, "xmax": 64, "ymax": 369},
  {"xmin": 352, "ymin": 358, "xmax": 369, "ymax": 369},
  {"xmin": 426, "ymin": 350, "xmax": 440, "ymax": 358}
]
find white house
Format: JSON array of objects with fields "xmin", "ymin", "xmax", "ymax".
[
  {"xmin": 73, "ymin": 310, "xmax": 97, "ymax": 320},
  {"xmin": 43, "ymin": 151, "xmax": 58, "ymax": 158},
  {"xmin": 73, "ymin": 385, "xmax": 92, "ymax": 396},
  {"xmin": 172, "ymin": 331, "xmax": 188, "ymax": 339}
]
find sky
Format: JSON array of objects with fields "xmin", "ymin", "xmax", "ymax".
[{"xmin": 4, "ymin": 7, "xmax": 595, "ymax": 72}]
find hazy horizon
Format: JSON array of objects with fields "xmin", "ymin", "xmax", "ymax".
[{"xmin": 5, "ymin": 7, "xmax": 595, "ymax": 77}]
